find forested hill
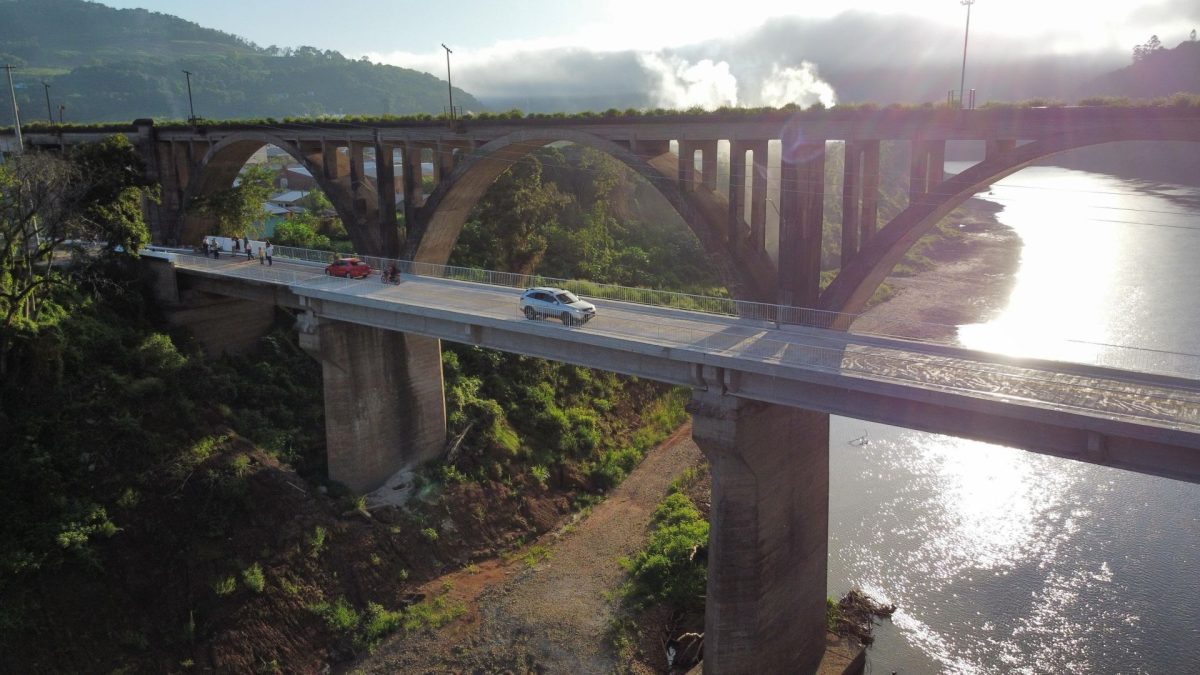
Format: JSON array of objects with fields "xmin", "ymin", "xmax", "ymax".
[
  {"xmin": 0, "ymin": 0, "xmax": 483, "ymax": 124},
  {"xmin": 1080, "ymin": 38, "xmax": 1200, "ymax": 98}
]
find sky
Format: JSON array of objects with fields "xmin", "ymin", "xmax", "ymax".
[{"xmin": 96, "ymin": 0, "xmax": 1200, "ymax": 109}]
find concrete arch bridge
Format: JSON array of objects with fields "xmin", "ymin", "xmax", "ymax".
[{"xmin": 17, "ymin": 106, "xmax": 1200, "ymax": 674}]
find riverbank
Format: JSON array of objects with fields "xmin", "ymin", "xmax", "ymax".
[{"xmin": 854, "ymin": 196, "xmax": 1021, "ymax": 340}]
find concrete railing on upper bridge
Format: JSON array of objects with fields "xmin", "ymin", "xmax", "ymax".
[{"xmin": 16, "ymin": 105, "xmax": 1200, "ymax": 318}]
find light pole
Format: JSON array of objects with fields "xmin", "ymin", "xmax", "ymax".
[
  {"xmin": 2, "ymin": 63, "xmax": 21, "ymax": 153},
  {"xmin": 182, "ymin": 69, "xmax": 196, "ymax": 123},
  {"xmin": 42, "ymin": 81, "xmax": 52, "ymax": 123},
  {"xmin": 959, "ymin": 0, "xmax": 975, "ymax": 109},
  {"xmin": 441, "ymin": 43, "xmax": 454, "ymax": 121}
]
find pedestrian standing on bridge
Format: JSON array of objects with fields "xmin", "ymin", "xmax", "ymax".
[
  {"xmin": 258, "ymin": 246, "xmax": 265, "ymax": 265},
  {"xmin": 211, "ymin": 238, "xmax": 219, "ymax": 259},
  {"xmin": 201, "ymin": 239, "xmax": 209, "ymax": 257},
  {"xmin": 265, "ymin": 240, "xmax": 273, "ymax": 266}
]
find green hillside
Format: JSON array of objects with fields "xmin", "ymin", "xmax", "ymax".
[{"xmin": 0, "ymin": 0, "xmax": 482, "ymax": 124}]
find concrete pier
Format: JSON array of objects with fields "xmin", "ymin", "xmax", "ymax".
[
  {"xmin": 688, "ymin": 390, "xmax": 830, "ymax": 674},
  {"xmin": 302, "ymin": 316, "xmax": 447, "ymax": 492}
]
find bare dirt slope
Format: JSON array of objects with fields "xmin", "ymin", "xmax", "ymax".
[{"xmin": 355, "ymin": 425, "xmax": 704, "ymax": 674}]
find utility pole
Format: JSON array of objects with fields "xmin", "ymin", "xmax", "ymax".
[
  {"xmin": 182, "ymin": 69, "xmax": 196, "ymax": 124},
  {"xmin": 441, "ymin": 43, "xmax": 455, "ymax": 121},
  {"xmin": 58, "ymin": 104, "xmax": 65, "ymax": 124},
  {"xmin": 959, "ymin": 0, "xmax": 976, "ymax": 109},
  {"xmin": 3, "ymin": 64, "xmax": 22, "ymax": 153},
  {"xmin": 42, "ymin": 81, "xmax": 52, "ymax": 123}
]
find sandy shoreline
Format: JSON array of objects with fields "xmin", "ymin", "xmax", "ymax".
[{"xmin": 853, "ymin": 197, "xmax": 1021, "ymax": 341}]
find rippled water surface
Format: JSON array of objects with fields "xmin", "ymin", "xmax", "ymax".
[{"xmin": 828, "ymin": 166, "xmax": 1200, "ymax": 673}]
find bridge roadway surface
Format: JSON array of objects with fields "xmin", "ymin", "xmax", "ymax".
[{"xmin": 166, "ymin": 251, "xmax": 1200, "ymax": 482}]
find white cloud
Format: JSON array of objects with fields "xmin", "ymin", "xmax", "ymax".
[
  {"xmin": 638, "ymin": 54, "xmax": 739, "ymax": 109},
  {"xmin": 758, "ymin": 63, "xmax": 837, "ymax": 108}
]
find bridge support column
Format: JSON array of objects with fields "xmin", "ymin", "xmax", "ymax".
[
  {"xmin": 860, "ymin": 140, "xmax": 881, "ymax": 244},
  {"xmin": 402, "ymin": 142, "xmax": 425, "ymax": 226},
  {"xmin": 374, "ymin": 135, "xmax": 399, "ymax": 257},
  {"xmin": 299, "ymin": 313, "xmax": 447, "ymax": 493},
  {"xmin": 699, "ymin": 140, "xmax": 719, "ymax": 192},
  {"xmin": 778, "ymin": 142, "xmax": 825, "ymax": 308},
  {"xmin": 908, "ymin": 139, "xmax": 946, "ymax": 205},
  {"xmin": 678, "ymin": 140, "xmax": 698, "ymax": 192},
  {"xmin": 841, "ymin": 140, "xmax": 882, "ymax": 263},
  {"xmin": 986, "ymin": 139, "xmax": 1017, "ymax": 160},
  {"xmin": 688, "ymin": 389, "xmax": 829, "ymax": 675},
  {"xmin": 727, "ymin": 140, "xmax": 769, "ymax": 254}
]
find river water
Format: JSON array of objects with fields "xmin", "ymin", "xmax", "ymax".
[{"xmin": 827, "ymin": 165, "xmax": 1200, "ymax": 673}]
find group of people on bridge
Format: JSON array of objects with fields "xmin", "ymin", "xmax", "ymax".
[{"xmin": 202, "ymin": 236, "xmax": 273, "ymax": 266}]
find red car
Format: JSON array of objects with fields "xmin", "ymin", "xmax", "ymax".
[{"xmin": 324, "ymin": 257, "xmax": 371, "ymax": 279}]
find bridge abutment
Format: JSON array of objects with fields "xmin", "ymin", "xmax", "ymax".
[
  {"xmin": 300, "ymin": 314, "xmax": 447, "ymax": 493},
  {"xmin": 688, "ymin": 390, "xmax": 830, "ymax": 674}
]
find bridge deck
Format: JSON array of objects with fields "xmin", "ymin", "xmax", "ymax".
[{"xmin": 165, "ymin": 252, "xmax": 1200, "ymax": 479}]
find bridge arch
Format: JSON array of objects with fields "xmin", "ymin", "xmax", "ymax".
[
  {"xmin": 178, "ymin": 131, "xmax": 374, "ymax": 251},
  {"xmin": 406, "ymin": 128, "xmax": 777, "ymax": 301},
  {"xmin": 821, "ymin": 128, "xmax": 1200, "ymax": 316}
]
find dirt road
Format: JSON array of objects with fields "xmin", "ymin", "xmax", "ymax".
[{"xmin": 355, "ymin": 425, "xmax": 704, "ymax": 674}]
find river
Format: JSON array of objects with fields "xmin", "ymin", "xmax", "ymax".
[{"xmin": 827, "ymin": 165, "xmax": 1200, "ymax": 673}]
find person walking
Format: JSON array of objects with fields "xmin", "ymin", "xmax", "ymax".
[
  {"xmin": 246, "ymin": 241, "xmax": 253, "ymax": 260},
  {"xmin": 259, "ymin": 246, "xmax": 265, "ymax": 265},
  {"xmin": 265, "ymin": 240, "xmax": 273, "ymax": 267}
]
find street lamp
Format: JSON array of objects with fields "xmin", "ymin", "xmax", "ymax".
[
  {"xmin": 959, "ymin": 0, "xmax": 976, "ymax": 109},
  {"xmin": 41, "ymin": 81, "xmax": 53, "ymax": 122},
  {"xmin": 2, "ymin": 64, "xmax": 21, "ymax": 153},
  {"xmin": 182, "ymin": 69, "xmax": 196, "ymax": 124},
  {"xmin": 441, "ymin": 43, "xmax": 454, "ymax": 121}
]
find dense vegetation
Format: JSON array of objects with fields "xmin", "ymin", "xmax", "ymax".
[
  {"xmin": 0, "ymin": 0, "xmax": 482, "ymax": 125},
  {"xmin": 0, "ymin": 134, "xmax": 698, "ymax": 671}
]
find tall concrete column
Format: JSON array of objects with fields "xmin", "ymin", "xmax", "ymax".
[
  {"xmin": 688, "ymin": 389, "xmax": 830, "ymax": 675},
  {"xmin": 699, "ymin": 140, "xmax": 719, "ymax": 192},
  {"xmin": 986, "ymin": 139, "xmax": 1016, "ymax": 160},
  {"xmin": 300, "ymin": 313, "xmax": 447, "ymax": 493},
  {"xmin": 678, "ymin": 140, "xmax": 698, "ymax": 192},
  {"xmin": 840, "ymin": 141, "xmax": 862, "ymax": 266},
  {"xmin": 728, "ymin": 141, "xmax": 749, "ymax": 247},
  {"xmin": 749, "ymin": 141, "xmax": 769, "ymax": 254},
  {"xmin": 401, "ymin": 142, "xmax": 423, "ymax": 227},
  {"xmin": 374, "ymin": 135, "xmax": 399, "ymax": 257},
  {"xmin": 860, "ymin": 140, "xmax": 881, "ymax": 244},
  {"xmin": 909, "ymin": 139, "xmax": 946, "ymax": 205},
  {"xmin": 777, "ymin": 142, "xmax": 825, "ymax": 308}
]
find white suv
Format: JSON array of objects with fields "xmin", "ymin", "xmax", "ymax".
[{"xmin": 520, "ymin": 287, "xmax": 597, "ymax": 326}]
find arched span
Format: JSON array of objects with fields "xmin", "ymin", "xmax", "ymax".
[
  {"xmin": 406, "ymin": 129, "xmax": 777, "ymax": 301},
  {"xmin": 820, "ymin": 126, "xmax": 1200, "ymax": 316},
  {"xmin": 178, "ymin": 131, "xmax": 377, "ymax": 252}
]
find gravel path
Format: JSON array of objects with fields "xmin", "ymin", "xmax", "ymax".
[{"xmin": 354, "ymin": 426, "xmax": 705, "ymax": 674}]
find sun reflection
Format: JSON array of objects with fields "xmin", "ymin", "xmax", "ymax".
[{"xmin": 957, "ymin": 167, "xmax": 1126, "ymax": 362}]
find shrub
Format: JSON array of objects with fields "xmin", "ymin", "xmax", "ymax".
[
  {"xmin": 621, "ymin": 492, "xmax": 709, "ymax": 612},
  {"xmin": 212, "ymin": 575, "xmax": 237, "ymax": 596},
  {"xmin": 241, "ymin": 562, "xmax": 265, "ymax": 593}
]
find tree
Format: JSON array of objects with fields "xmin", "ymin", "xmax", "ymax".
[
  {"xmin": 1132, "ymin": 34, "xmax": 1165, "ymax": 62},
  {"xmin": 0, "ymin": 135, "xmax": 156, "ymax": 370},
  {"xmin": 187, "ymin": 164, "xmax": 273, "ymax": 236}
]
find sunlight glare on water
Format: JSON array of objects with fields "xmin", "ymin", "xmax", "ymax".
[{"xmin": 828, "ymin": 166, "xmax": 1200, "ymax": 674}]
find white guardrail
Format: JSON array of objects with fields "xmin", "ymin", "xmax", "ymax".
[{"xmin": 160, "ymin": 241, "xmax": 1200, "ymax": 384}]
